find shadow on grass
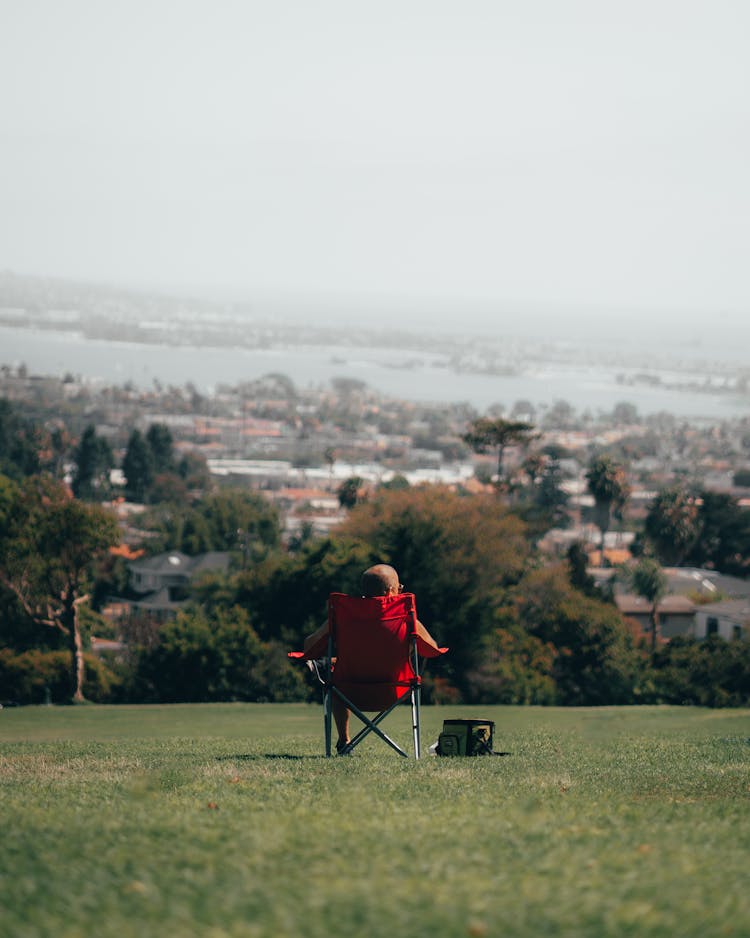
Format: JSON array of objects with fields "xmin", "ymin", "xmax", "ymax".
[{"xmin": 216, "ymin": 753, "xmax": 328, "ymax": 762}]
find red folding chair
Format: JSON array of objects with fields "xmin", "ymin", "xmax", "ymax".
[{"xmin": 289, "ymin": 592, "xmax": 447, "ymax": 758}]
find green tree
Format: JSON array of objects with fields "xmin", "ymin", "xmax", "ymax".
[
  {"xmin": 134, "ymin": 605, "xmax": 306, "ymax": 702},
  {"xmin": 0, "ymin": 399, "xmax": 42, "ymax": 479},
  {"xmin": 0, "ymin": 647, "xmax": 118, "ymax": 704},
  {"xmin": 338, "ymin": 486, "xmax": 532, "ymax": 692},
  {"xmin": 47, "ymin": 425, "xmax": 72, "ymax": 479},
  {"xmin": 463, "ymin": 624, "xmax": 557, "ymax": 705},
  {"xmin": 644, "ymin": 486, "xmax": 699, "ymax": 566},
  {"xmin": 177, "ymin": 451, "xmax": 212, "ymax": 492},
  {"xmin": 141, "ymin": 489, "xmax": 282, "ymax": 558},
  {"xmin": 462, "ymin": 417, "xmax": 536, "ymax": 483},
  {"xmin": 0, "ymin": 476, "xmax": 120, "ymax": 701},
  {"xmin": 651, "ymin": 635, "xmax": 750, "ymax": 707},
  {"xmin": 585, "ymin": 455, "xmax": 630, "ymax": 565},
  {"xmin": 566, "ymin": 542, "xmax": 599, "ymax": 598},
  {"xmin": 531, "ymin": 457, "xmax": 569, "ymax": 529},
  {"xmin": 123, "ymin": 430, "xmax": 154, "ymax": 502},
  {"xmin": 72, "ymin": 425, "xmax": 114, "ymax": 500},
  {"xmin": 510, "ymin": 564, "xmax": 642, "ymax": 705},
  {"xmin": 686, "ymin": 491, "xmax": 750, "ymax": 576},
  {"xmin": 198, "ymin": 490, "xmax": 281, "ymax": 556},
  {"xmin": 630, "ymin": 557, "xmax": 668, "ymax": 656},
  {"xmin": 148, "ymin": 472, "xmax": 190, "ymax": 506},
  {"xmin": 146, "ymin": 423, "xmax": 176, "ymax": 474},
  {"xmin": 206, "ymin": 536, "xmax": 376, "ymax": 648}
]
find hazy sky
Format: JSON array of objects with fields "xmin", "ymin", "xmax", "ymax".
[{"xmin": 1, "ymin": 1, "xmax": 749, "ymax": 325}]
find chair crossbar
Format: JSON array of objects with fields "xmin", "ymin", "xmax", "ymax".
[{"xmin": 332, "ymin": 685, "xmax": 413, "ymax": 757}]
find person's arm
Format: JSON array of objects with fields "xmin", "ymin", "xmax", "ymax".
[
  {"xmin": 303, "ymin": 621, "xmax": 329, "ymax": 657},
  {"xmin": 415, "ymin": 618, "xmax": 447, "ymax": 657}
]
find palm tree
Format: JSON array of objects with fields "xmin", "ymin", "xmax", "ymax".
[
  {"xmin": 631, "ymin": 557, "xmax": 668, "ymax": 656},
  {"xmin": 324, "ymin": 447, "xmax": 337, "ymax": 491},
  {"xmin": 585, "ymin": 455, "xmax": 629, "ymax": 566},
  {"xmin": 644, "ymin": 485, "xmax": 699, "ymax": 565}
]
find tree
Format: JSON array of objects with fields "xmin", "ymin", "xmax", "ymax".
[
  {"xmin": 379, "ymin": 474, "xmax": 410, "ymax": 492},
  {"xmin": 141, "ymin": 489, "xmax": 282, "ymax": 557},
  {"xmin": 0, "ymin": 399, "xmax": 42, "ymax": 479},
  {"xmin": 148, "ymin": 472, "xmax": 190, "ymax": 506},
  {"xmin": 611, "ymin": 402, "xmax": 639, "ymax": 425},
  {"xmin": 145, "ymin": 423, "xmax": 176, "ymax": 475},
  {"xmin": 462, "ymin": 417, "xmax": 536, "ymax": 484},
  {"xmin": 323, "ymin": 447, "xmax": 337, "ymax": 489},
  {"xmin": 509, "ymin": 564, "xmax": 642, "ymax": 705},
  {"xmin": 686, "ymin": 491, "xmax": 750, "ymax": 576},
  {"xmin": 133, "ymin": 605, "xmax": 306, "ymax": 703},
  {"xmin": 463, "ymin": 624, "xmax": 556, "ymax": 705},
  {"xmin": 521, "ymin": 452, "xmax": 545, "ymax": 487},
  {"xmin": 337, "ymin": 486, "xmax": 532, "ymax": 689},
  {"xmin": 536, "ymin": 457, "xmax": 569, "ymax": 527},
  {"xmin": 643, "ymin": 486, "xmax": 699, "ymax": 565},
  {"xmin": 651, "ymin": 635, "xmax": 750, "ymax": 707},
  {"xmin": 122, "ymin": 429, "xmax": 154, "ymax": 502},
  {"xmin": 510, "ymin": 399, "xmax": 536, "ymax": 421},
  {"xmin": 585, "ymin": 455, "xmax": 630, "ymax": 565},
  {"xmin": 210, "ymin": 535, "xmax": 377, "ymax": 647},
  {"xmin": 337, "ymin": 476, "xmax": 364, "ymax": 509},
  {"xmin": 200, "ymin": 490, "xmax": 281, "ymax": 556},
  {"xmin": 630, "ymin": 557, "xmax": 668, "ymax": 656},
  {"xmin": 566, "ymin": 542, "xmax": 599, "ymax": 598},
  {"xmin": 542, "ymin": 399, "xmax": 577, "ymax": 430},
  {"xmin": 177, "ymin": 451, "xmax": 212, "ymax": 493},
  {"xmin": 47, "ymin": 425, "xmax": 72, "ymax": 479},
  {"xmin": 0, "ymin": 476, "xmax": 120, "ymax": 701},
  {"xmin": 72, "ymin": 425, "xmax": 114, "ymax": 500}
]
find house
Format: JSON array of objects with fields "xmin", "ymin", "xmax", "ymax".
[
  {"xmin": 90, "ymin": 636, "xmax": 127, "ymax": 660},
  {"xmin": 694, "ymin": 599, "xmax": 750, "ymax": 641},
  {"xmin": 615, "ymin": 594, "xmax": 696, "ymax": 640},
  {"xmin": 127, "ymin": 550, "xmax": 231, "ymax": 617},
  {"xmin": 662, "ymin": 568, "xmax": 750, "ymax": 601}
]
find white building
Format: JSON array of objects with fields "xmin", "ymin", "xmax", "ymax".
[{"xmin": 694, "ymin": 600, "xmax": 750, "ymax": 641}]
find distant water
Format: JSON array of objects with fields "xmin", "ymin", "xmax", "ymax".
[{"xmin": 1, "ymin": 325, "xmax": 747, "ymax": 419}]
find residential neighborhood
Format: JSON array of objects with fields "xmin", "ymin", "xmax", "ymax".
[{"xmin": 2, "ymin": 356, "xmax": 749, "ymax": 652}]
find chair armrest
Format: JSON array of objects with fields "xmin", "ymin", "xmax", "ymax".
[{"xmin": 416, "ymin": 639, "xmax": 449, "ymax": 658}]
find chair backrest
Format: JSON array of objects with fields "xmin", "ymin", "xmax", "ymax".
[{"xmin": 328, "ymin": 592, "xmax": 418, "ymax": 689}]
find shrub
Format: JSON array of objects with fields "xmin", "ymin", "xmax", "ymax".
[
  {"xmin": 651, "ymin": 636, "xmax": 750, "ymax": 707},
  {"xmin": 132, "ymin": 605, "xmax": 308, "ymax": 703},
  {"xmin": 0, "ymin": 648, "xmax": 119, "ymax": 704}
]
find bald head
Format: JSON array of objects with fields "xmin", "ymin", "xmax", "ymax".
[{"xmin": 361, "ymin": 564, "xmax": 401, "ymax": 597}]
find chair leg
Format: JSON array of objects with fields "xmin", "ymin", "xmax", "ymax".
[
  {"xmin": 411, "ymin": 686, "xmax": 421, "ymax": 759},
  {"xmin": 324, "ymin": 688, "xmax": 332, "ymax": 757}
]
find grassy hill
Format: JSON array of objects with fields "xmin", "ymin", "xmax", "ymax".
[{"xmin": 1, "ymin": 703, "xmax": 749, "ymax": 937}]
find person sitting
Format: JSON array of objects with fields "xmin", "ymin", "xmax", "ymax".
[{"xmin": 303, "ymin": 563, "xmax": 442, "ymax": 754}]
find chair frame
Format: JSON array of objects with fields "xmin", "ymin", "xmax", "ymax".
[{"xmin": 309, "ymin": 592, "xmax": 423, "ymax": 759}]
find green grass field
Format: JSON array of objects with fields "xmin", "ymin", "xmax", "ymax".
[{"xmin": 1, "ymin": 703, "xmax": 749, "ymax": 938}]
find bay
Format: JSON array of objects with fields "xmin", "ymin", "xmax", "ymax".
[{"xmin": 1, "ymin": 325, "xmax": 746, "ymax": 420}]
